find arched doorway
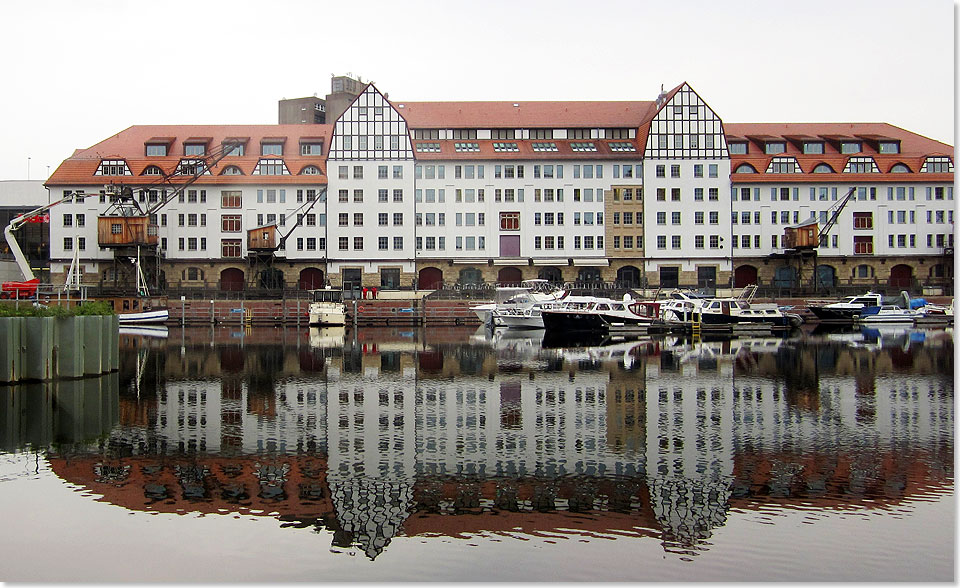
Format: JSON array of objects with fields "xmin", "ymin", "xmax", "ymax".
[
  {"xmin": 889, "ymin": 264, "xmax": 913, "ymax": 288},
  {"xmin": 257, "ymin": 268, "xmax": 284, "ymax": 289},
  {"xmin": 299, "ymin": 267, "xmax": 325, "ymax": 289},
  {"xmin": 497, "ymin": 266, "xmax": 522, "ymax": 285},
  {"xmin": 418, "ymin": 267, "xmax": 443, "ymax": 289},
  {"xmin": 773, "ymin": 266, "xmax": 796, "ymax": 289},
  {"xmin": 617, "ymin": 265, "xmax": 641, "ymax": 288},
  {"xmin": 816, "ymin": 265, "xmax": 836, "ymax": 289},
  {"xmin": 220, "ymin": 268, "xmax": 245, "ymax": 291},
  {"xmin": 538, "ymin": 266, "xmax": 563, "ymax": 283},
  {"xmin": 458, "ymin": 267, "xmax": 483, "ymax": 286},
  {"xmin": 734, "ymin": 265, "xmax": 758, "ymax": 288}
]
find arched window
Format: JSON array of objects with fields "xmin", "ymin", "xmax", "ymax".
[
  {"xmin": 300, "ymin": 165, "xmax": 321, "ymax": 175},
  {"xmin": 734, "ymin": 163, "xmax": 757, "ymax": 174},
  {"xmin": 142, "ymin": 165, "xmax": 164, "ymax": 176},
  {"xmin": 889, "ymin": 163, "xmax": 911, "ymax": 173},
  {"xmin": 221, "ymin": 165, "xmax": 243, "ymax": 175},
  {"xmin": 812, "ymin": 163, "xmax": 835, "ymax": 173}
]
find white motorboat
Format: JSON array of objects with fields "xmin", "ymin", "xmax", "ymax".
[
  {"xmin": 540, "ymin": 293, "xmax": 663, "ymax": 333},
  {"xmin": 308, "ymin": 288, "xmax": 347, "ymax": 326},
  {"xmin": 859, "ymin": 305, "xmax": 921, "ymax": 324},
  {"xmin": 471, "ymin": 279, "xmax": 565, "ymax": 327},
  {"xmin": 118, "ymin": 308, "xmax": 169, "ymax": 325},
  {"xmin": 659, "ymin": 288, "xmax": 799, "ymax": 328},
  {"xmin": 808, "ymin": 292, "xmax": 884, "ymax": 323}
]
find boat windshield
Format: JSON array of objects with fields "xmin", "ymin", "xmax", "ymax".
[{"xmin": 312, "ymin": 289, "xmax": 343, "ymax": 303}]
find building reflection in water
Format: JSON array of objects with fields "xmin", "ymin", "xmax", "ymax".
[{"xmin": 2, "ymin": 325, "xmax": 952, "ymax": 560}]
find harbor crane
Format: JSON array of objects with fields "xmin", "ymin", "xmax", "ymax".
[
  {"xmin": 776, "ymin": 186, "xmax": 857, "ymax": 294},
  {"xmin": 92, "ymin": 140, "xmax": 243, "ymax": 295},
  {"xmin": 246, "ymin": 188, "xmax": 328, "ymax": 289}
]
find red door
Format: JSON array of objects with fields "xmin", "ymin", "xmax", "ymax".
[
  {"xmin": 220, "ymin": 268, "xmax": 245, "ymax": 291},
  {"xmin": 299, "ymin": 267, "xmax": 324, "ymax": 289},
  {"xmin": 497, "ymin": 267, "xmax": 522, "ymax": 285},
  {"xmin": 889, "ymin": 264, "xmax": 913, "ymax": 289},
  {"xmin": 418, "ymin": 267, "xmax": 443, "ymax": 289},
  {"xmin": 734, "ymin": 265, "xmax": 758, "ymax": 288}
]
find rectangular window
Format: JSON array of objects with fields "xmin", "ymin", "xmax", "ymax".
[
  {"xmin": 221, "ymin": 215, "xmax": 242, "ymax": 232},
  {"xmin": 853, "ymin": 235, "xmax": 873, "ymax": 254},
  {"xmin": 853, "ymin": 212, "xmax": 873, "ymax": 229},
  {"xmin": 221, "ymin": 239, "xmax": 241, "ymax": 257}
]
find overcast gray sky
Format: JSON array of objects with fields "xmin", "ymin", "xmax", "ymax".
[{"xmin": 0, "ymin": 0, "xmax": 953, "ymax": 182}]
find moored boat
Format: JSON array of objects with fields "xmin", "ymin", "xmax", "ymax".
[
  {"xmin": 540, "ymin": 294, "xmax": 662, "ymax": 333},
  {"xmin": 859, "ymin": 305, "xmax": 921, "ymax": 324},
  {"xmin": 472, "ymin": 279, "xmax": 565, "ymax": 327},
  {"xmin": 808, "ymin": 292, "xmax": 884, "ymax": 323},
  {"xmin": 118, "ymin": 307, "xmax": 169, "ymax": 324},
  {"xmin": 308, "ymin": 288, "xmax": 347, "ymax": 326}
]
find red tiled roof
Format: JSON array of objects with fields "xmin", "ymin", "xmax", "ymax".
[
  {"xmin": 47, "ymin": 125, "xmax": 334, "ymax": 186},
  {"xmin": 726, "ymin": 122, "xmax": 953, "ymax": 183},
  {"xmin": 396, "ymin": 100, "xmax": 657, "ymax": 129}
]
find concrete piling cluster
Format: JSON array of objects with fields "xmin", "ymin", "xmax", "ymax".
[{"xmin": 0, "ymin": 315, "xmax": 119, "ymax": 383}]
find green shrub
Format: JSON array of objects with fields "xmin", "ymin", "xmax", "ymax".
[{"xmin": 0, "ymin": 300, "xmax": 115, "ymax": 317}]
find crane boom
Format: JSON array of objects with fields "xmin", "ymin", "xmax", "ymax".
[
  {"xmin": 3, "ymin": 194, "xmax": 75, "ymax": 282},
  {"xmin": 278, "ymin": 188, "xmax": 327, "ymax": 249},
  {"xmin": 818, "ymin": 187, "xmax": 857, "ymax": 246},
  {"xmin": 102, "ymin": 139, "xmax": 243, "ymax": 217}
]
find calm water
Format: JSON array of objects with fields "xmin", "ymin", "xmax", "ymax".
[{"xmin": 0, "ymin": 324, "xmax": 954, "ymax": 582}]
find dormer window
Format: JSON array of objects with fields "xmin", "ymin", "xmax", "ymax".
[
  {"xmin": 570, "ymin": 142, "xmax": 597, "ymax": 152},
  {"xmin": 802, "ymin": 142, "xmax": 824, "ymax": 154},
  {"xmin": 261, "ymin": 143, "xmax": 283, "ymax": 156},
  {"xmin": 607, "ymin": 142, "xmax": 635, "ymax": 152},
  {"xmin": 223, "ymin": 139, "xmax": 246, "ymax": 156},
  {"xmin": 146, "ymin": 144, "xmax": 167, "ymax": 157},
  {"xmin": 728, "ymin": 142, "xmax": 748, "ymax": 155},
  {"xmin": 764, "ymin": 142, "xmax": 786, "ymax": 155},
  {"xmin": 766, "ymin": 157, "xmax": 802, "ymax": 174},
  {"xmin": 175, "ymin": 159, "xmax": 210, "ymax": 175},
  {"xmin": 300, "ymin": 165, "xmax": 322, "ymax": 175},
  {"xmin": 184, "ymin": 143, "xmax": 206, "ymax": 156},
  {"xmin": 142, "ymin": 165, "xmax": 164, "ymax": 176},
  {"xmin": 734, "ymin": 163, "xmax": 757, "ymax": 174},
  {"xmin": 253, "ymin": 159, "xmax": 289, "ymax": 175},
  {"xmin": 844, "ymin": 156, "xmax": 879, "ymax": 173},
  {"xmin": 878, "ymin": 141, "xmax": 900, "ymax": 154},
  {"xmin": 889, "ymin": 163, "xmax": 911, "ymax": 173},
  {"xmin": 95, "ymin": 159, "xmax": 131, "ymax": 176},
  {"xmin": 301, "ymin": 141, "xmax": 324, "ymax": 156},
  {"xmin": 812, "ymin": 163, "xmax": 835, "ymax": 173},
  {"xmin": 221, "ymin": 165, "xmax": 243, "ymax": 175},
  {"xmin": 840, "ymin": 141, "xmax": 861, "ymax": 154},
  {"xmin": 920, "ymin": 156, "xmax": 953, "ymax": 173}
]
